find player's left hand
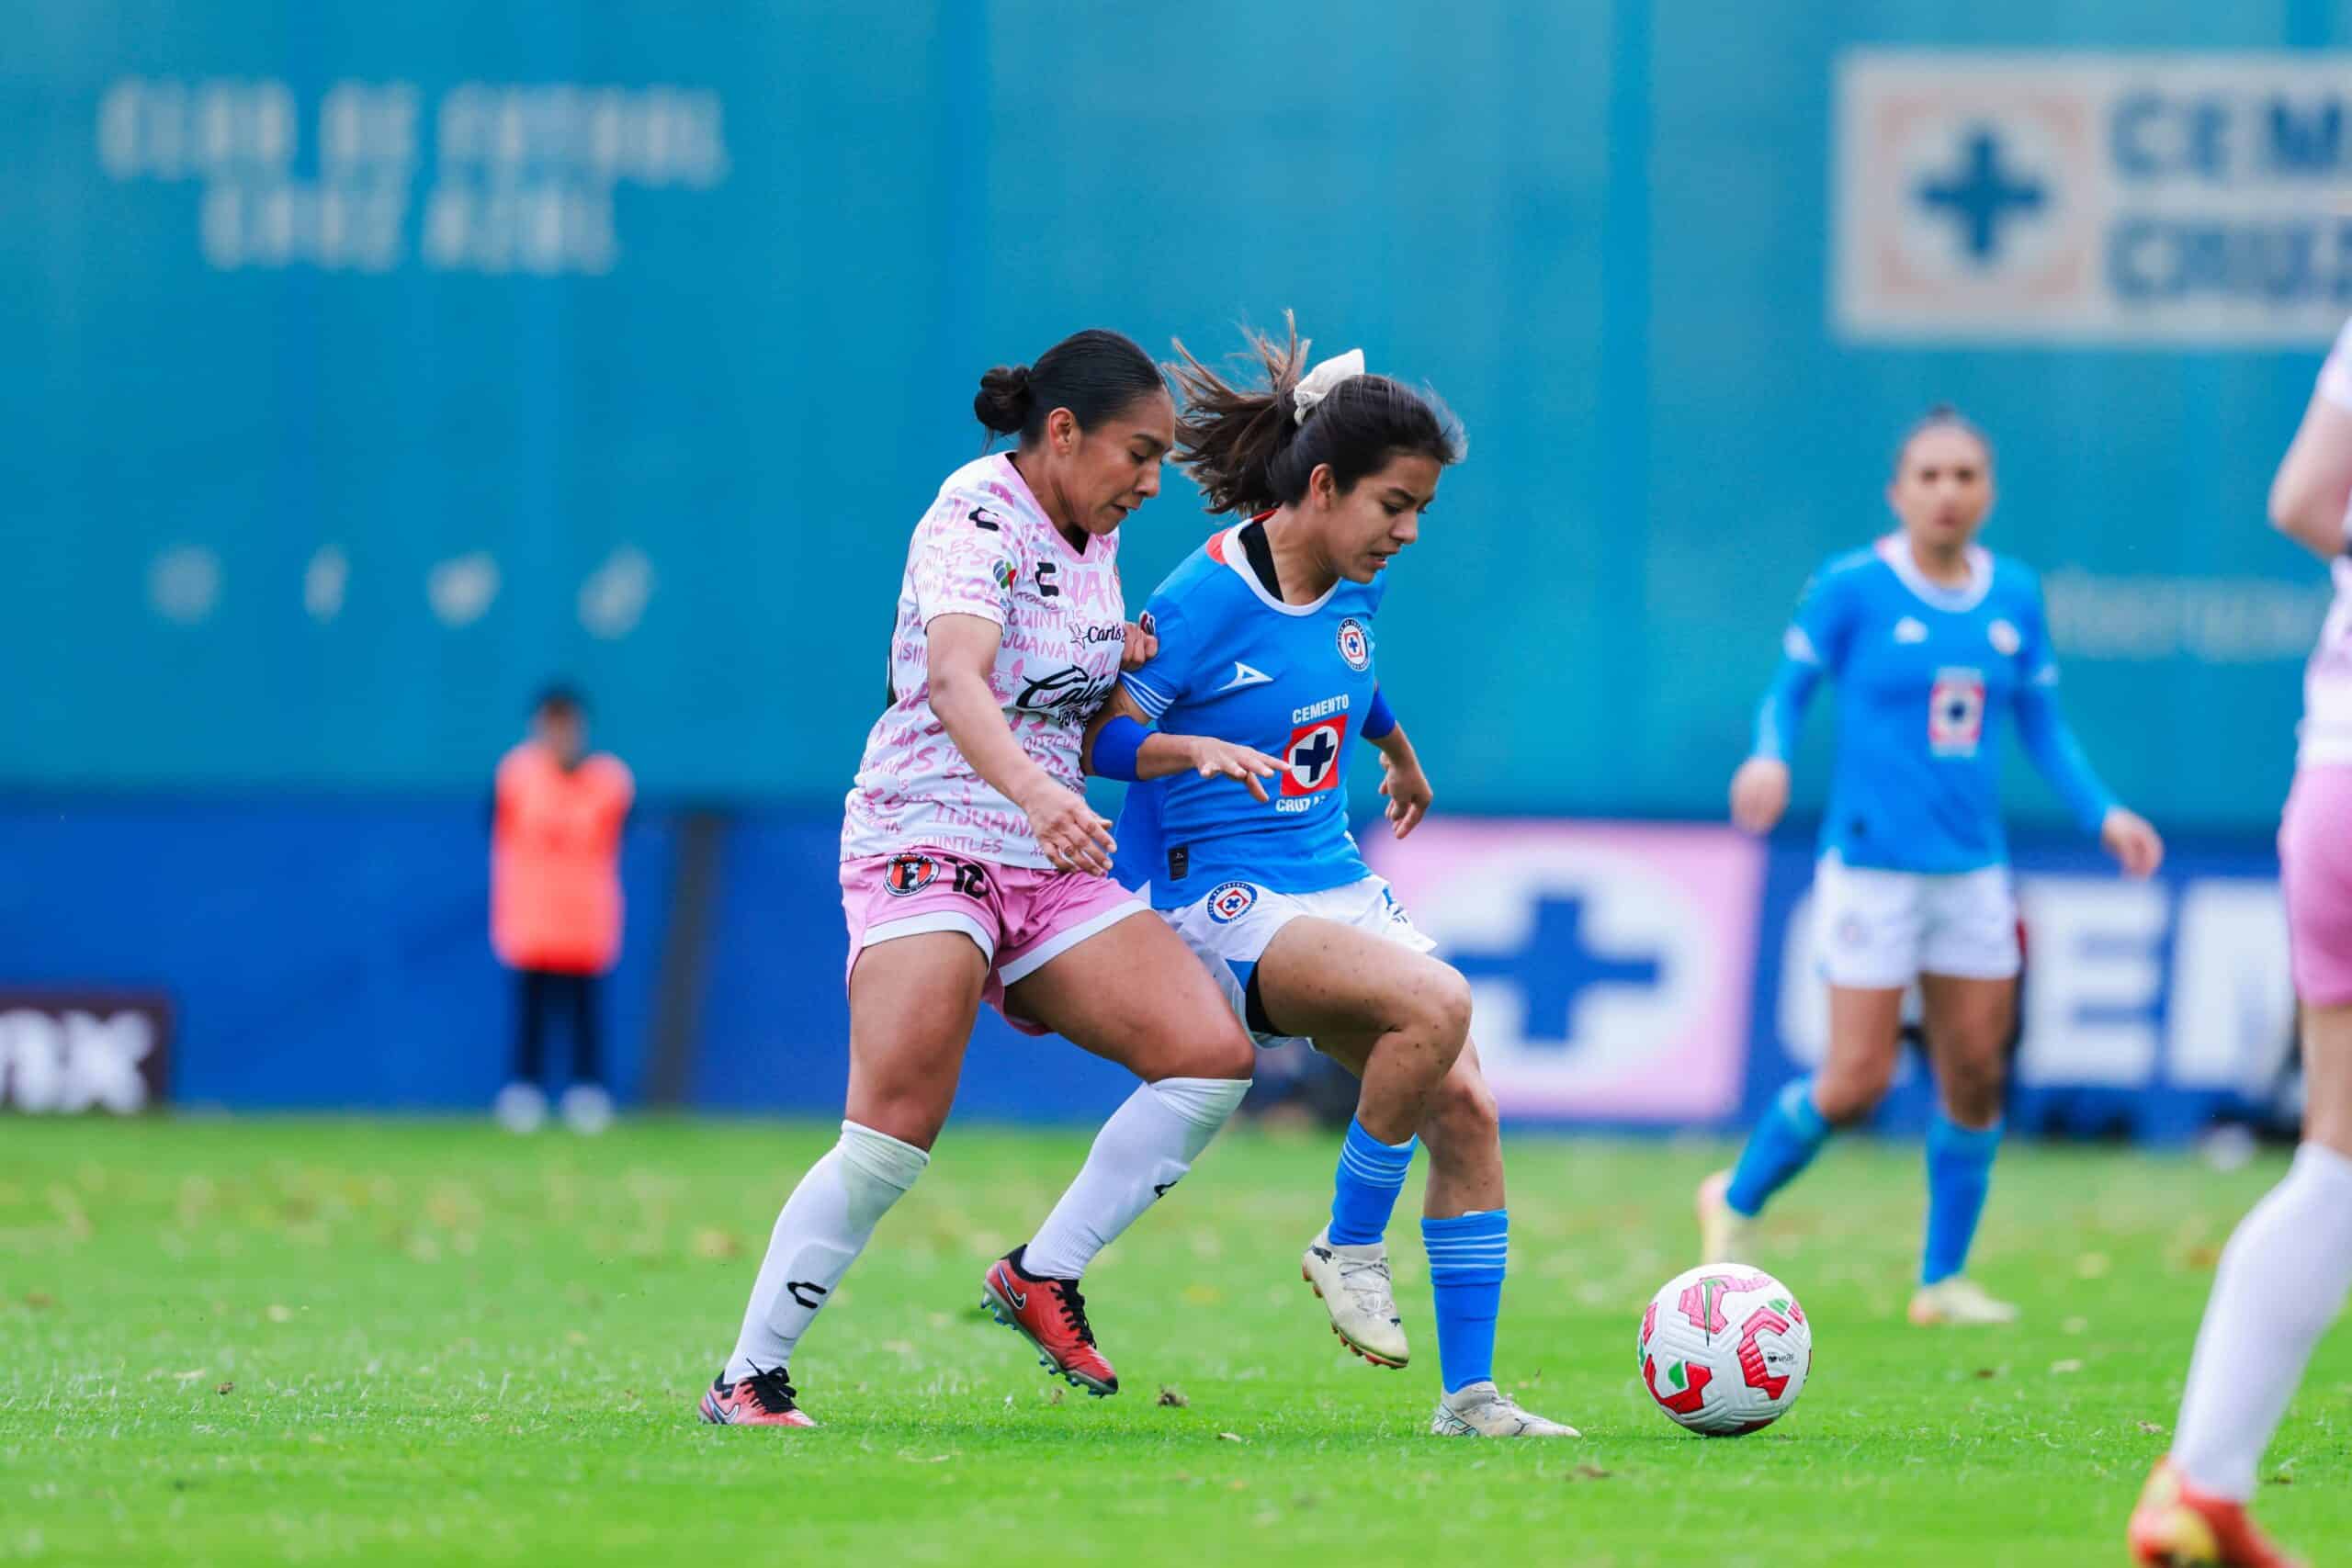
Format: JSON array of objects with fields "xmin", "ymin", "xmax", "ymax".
[
  {"xmin": 2100, "ymin": 806, "xmax": 2165, "ymax": 879},
  {"xmin": 1379, "ymin": 752, "xmax": 1433, "ymax": 839},
  {"xmin": 1120, "ymin": 614, "xmax": 1159, "ymax": 672}
]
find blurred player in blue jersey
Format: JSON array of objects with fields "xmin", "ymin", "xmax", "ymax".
[
  {"xmin": 1701, "ymin": 407, "xmax": 2165, "ymax": 1326},
  {"xmin": 1062, "ymin": 319, "xmax": 1575, "ymax": 1438}
]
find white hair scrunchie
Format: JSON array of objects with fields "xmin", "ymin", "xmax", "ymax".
[{"xmin": 1291, "ymin": 348, "xmax": 1365, "ymax": 426}]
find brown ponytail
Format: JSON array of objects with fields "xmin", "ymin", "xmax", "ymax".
[{"xmin": 1169, "ymin": 312, "xmax": 1464, "ymax": 515}]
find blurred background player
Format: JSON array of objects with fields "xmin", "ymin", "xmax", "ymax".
[
  {"xmin": 490, "ymin": 685, "xmax": 633, "ymax": 1135},
  {"xmin": 700, "ymin": 330, "xmax": 1258, "ymax": 1428},
  {"xmin": 2127, "ymin": 319, "xmax": 2352, "ymax": 1568},
  {"xmin": 1082, "ymin": 321, "xmax": 1575, "ymax": 1438},
  {"xmin": 1702, "ymin": 408, "xmax": 2165, "ymax": 1326}
]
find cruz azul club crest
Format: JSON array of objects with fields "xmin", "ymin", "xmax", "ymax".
[
  {"xmin": 1335, "ymin": 616, "xmax": 1371, "ymax": 671},
  {"xmin": 1206, "ymin": 881, "xmax": 1259, "ymax": 923}
]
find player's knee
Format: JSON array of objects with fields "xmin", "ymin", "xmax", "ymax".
[
  {"xmin": 1194, "ymin": 1012, "xmax": 1258, "ymax": 1082},
  {"xmin": 850, "ymin": 1093, "xmax": 950, "ymax": 1152},
  {"xmin": 1135, "ymin": 1004, "xmax": 1254, "ymax": 1083},
  {"xmin": 1939, "ymin": 1043, "xmax": 2007, "ymax": 1123},
  {"xmin": 1410, "ymin": 966, "xmax": 1475, "ymax": 1053},
  {"xmin": 1815, "ymin": 1061, "xmax": 1893, "ymax": 1125},
  {"xmin": 1425, "ymin": 1067, "xmax": 1498, "ymax": 1155}
]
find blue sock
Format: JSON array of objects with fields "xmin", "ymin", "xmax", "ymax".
[
  {"xmin": 1424, "ymin": 1210, "xmax": 1507, "ymax": 1393},
  {"xmin": 1724, "ymin": 1078, "xmax": 1833, "ymax": 1217},
  {"xmin": 1921, "ymin": 1113, "xmax": 2002, "ymax": 1285},
  {"xmin": 1329, "ymin": 1118, "xmax": 1417, "ymax": 1246}
]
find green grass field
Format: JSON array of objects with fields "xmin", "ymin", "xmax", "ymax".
[{"xmin": 2, "ymin": 1119, "xmax": 2346, "ymax": 1566}]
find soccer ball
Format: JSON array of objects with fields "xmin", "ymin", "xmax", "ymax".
[{"xmin": 1635, "ymin": 1264, "xmax": 1812, "ymax": 1436}]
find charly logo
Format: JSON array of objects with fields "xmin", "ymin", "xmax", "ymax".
[
  {"xmin": 1336, "ymin": 616, "xmax": 1371, "ymax": 671},
  {"xmin": 1206, "ymin": 881, "xmax": 1259, "ymax": 924},
  {"xmin": 1988, "ymin": 618, "xmax": 2022, "ymax": 655}
]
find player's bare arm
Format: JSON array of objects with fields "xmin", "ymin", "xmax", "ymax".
[
  {"xmin": 2268, "ymin": 389, "xmax": 2352, "ymax": 559},
  {"xmin": 927, "ymin": 611, "xmax": 1116, "ymax": 875}
]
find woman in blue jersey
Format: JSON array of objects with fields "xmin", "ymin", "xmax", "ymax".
[
  {"xmin": 1052, "ymin": 319, "xmax": 1574, "ymax": 1438},
  {"xmin": 1702, "ymin": 406, "xmax": 2165, "ymax": 1326}
]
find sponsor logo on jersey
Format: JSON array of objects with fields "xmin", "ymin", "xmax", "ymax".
[
  {"xmin": 1216, "ymin": 660, "xmax": 1274, "ymax": 694},
  {"xmin": 885, "ymin": 853, "xmax": 940, "ymax": 896},
  {"xmin": 1283, "ymin": 715, "xmax": 1349, "ymax": 796},
  {"xmin": 1928, "ymin": 667, "xmax": 1987, "ymax": 756},
  {"xmin": 1291, "ymin": 693, "xmax": 1348, "ymax": 724},
  {"xmin": 1205, "ymin": 881, "xmax": 1259, "ymax": 923},
  {"xmin": 1014, "ymin": 664, "xmax": 1117, "ymax": 716},
  {"xmin": 990, "ymin": 558, "xmax": 1017, "ymax": 592},
  {"xmin": 1987, "ymin": 618, "xmax": 2021, "ymax": 655},
  {"xmin": 1335, "ymin": 616, "xmax": 1371, "ymax": 671},
  {"xmin": 1894, "ymin": 616, "xmax": 1928, "ymax": 644}
]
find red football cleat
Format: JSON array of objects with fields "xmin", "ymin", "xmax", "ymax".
[
  {"xmin": 981, "ymin": 1247, "xmax": 1118, "ymax": 1397},
  {"xmin": 697, "ymin": 1366, "xmax": 817, "ymax": 1428},
  {"xmin": 2129, "ymin": 1460, "xmax": 2303, "ymax": 1568}
]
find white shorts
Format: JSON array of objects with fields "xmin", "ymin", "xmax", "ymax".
[
  {"xmin": 1812, "ymin": 852, "xmax": 2020, "ymax": 988},
  {"xmin": 1157, "ymin": 874, "xmax": 1437, "ymax": 1049}
]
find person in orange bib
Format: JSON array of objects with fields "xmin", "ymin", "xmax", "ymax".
[{"xmin": 491, "ymin": 685, "xmax": 634, "ymax": 1134}]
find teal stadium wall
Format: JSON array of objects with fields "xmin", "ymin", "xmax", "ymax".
[{"xmin": 6, "ymin": 2, "xmax": 2351, "ymax": 823}]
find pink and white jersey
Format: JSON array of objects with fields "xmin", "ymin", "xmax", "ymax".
[
  {"xmin": 842, "ymin": 453, "xmax": 1128, "ymax": 869},
  {"xmin": 2301, "ymin": 320, "xmax": 2352, "ymax": 766}
]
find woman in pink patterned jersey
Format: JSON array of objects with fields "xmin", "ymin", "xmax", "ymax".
[
  {"xmin": 700, "ymin": 329, "xmax": 1277, "ymax": 1429},
  {"xmin": 2129, "ymin": 322, "xmax": 2352, "ymax": 1568}
]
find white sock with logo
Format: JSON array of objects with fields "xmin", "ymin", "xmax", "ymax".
[
  {"xmin": 723, "ymin": 1120, "xmax": 928, "ymax": 1382},
  {"xmin": 1021, "ymin": 1077, "xmax": 1250, "ymax": 1279},
  {"xmin": 2171, "ymin": 1141, "xmax": 2352, "ymax": 1499}
]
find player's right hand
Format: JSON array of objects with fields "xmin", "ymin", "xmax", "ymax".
[
  {"xmin": 1185, "ymin": 737, "xmax": 1283, "ymax": 804},
  {"xmin": 1729, "ymin": 758, "xmax": 1790, "ymax": 836},
  {"xmin": 1021, "ymin": 780, "xmax": 1117, "ymax": 876}
]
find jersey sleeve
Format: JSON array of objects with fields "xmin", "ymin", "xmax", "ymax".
[
  {"xmin": 1751, "ymin": 564, "xmax": 1857, "ymax": 761},
  {"xmin": 1784, "ymin": 563, "xmax": 1861, "ymax": 673},
  {"xmin": 910, "ymin": 489, "xmax": 1023, "ymax": 627},
  {"xmin": 1119, "ymin": 585, "xmax": 1210, "ymax": 722}
]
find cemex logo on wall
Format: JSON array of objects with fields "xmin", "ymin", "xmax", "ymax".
[
  {"xmin": 1837, "ymin": 52, "xmax": 2352, "ymax": 344},
  {"xmin": 1371, "ymin": 823, "xmax": 1760, "ymax": 1122},
  {"xmin": 0, "ymin": 991, "xmax": 172, "ymax": 1113}
]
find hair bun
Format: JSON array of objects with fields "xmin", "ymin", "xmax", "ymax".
[{"xmin": 974, "ymin": 364, "xmax": 1035, "ymax": 435}]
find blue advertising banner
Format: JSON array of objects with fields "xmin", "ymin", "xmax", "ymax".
[{"xmin": 0, "ymin": 797, "xmax": 2300, "ymax": 1135}]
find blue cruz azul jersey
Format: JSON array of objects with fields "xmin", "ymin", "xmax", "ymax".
[
  {"xmin": 1114, "ymin": 522, "xmax": 1383, "ymax": 906},
  {"xmin": 1754, "ymin": 534, "xmax": 2118, "ymax": 875}
]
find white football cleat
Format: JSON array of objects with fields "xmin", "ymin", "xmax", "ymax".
[
  {"xmin": 494, "ymin": 1081, "xmax": 547, "ymax": 1134},
  {"xmin": 1696, "ymin": 1169, "xmax": 1754, "ymax": 1265},
  {"xmin": 560, "ymin": 1083, "xmax": 614, "ymax": 1135},
  {"xmin": 1907, "ymin": 1276, "xmax": 2019, "ymax": 1326},
  {"xmin": 1430, "ymin": 1382, "xmax": 1579, "ymax": 1438},
  {"xmin": 1301, "ymin": 1228, "xmax": 1409, "ymax": 1368}
]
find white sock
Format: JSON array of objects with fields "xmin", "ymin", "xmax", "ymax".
[
  {"xmin": 2172, "ymin": 1141, "xmax": 2352, "ymax": 1499},
  {"xmin": 723, "ymin": 1120, "xmax": 928, "ymax": 1382},
  {"xmin": 1021, "ymin": 1077, "xmax": 1250, "ymax": 1279}
]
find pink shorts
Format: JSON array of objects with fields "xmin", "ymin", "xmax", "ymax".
[
  {"xmin": 839, "ymin": 849, "xmax": 1147, "ymax": 1033},
  {"xmin": 2282, "ymin": 767, "xmax": 2352, "ymax": 1007}
]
